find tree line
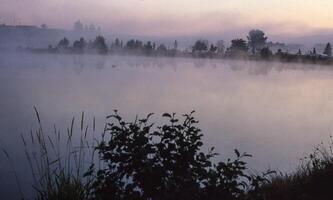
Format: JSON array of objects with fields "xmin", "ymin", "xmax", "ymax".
[{"xmin": 30, "ymin": 29, "xmax": 333, "ymax": 64}]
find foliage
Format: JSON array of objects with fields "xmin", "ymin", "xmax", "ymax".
[
  {"xmin": 143, "ymin": 41, "xmax": 154, "ymax": 55},
  {"xmin": 126, "ymin": 39, "xmax": 143, "ymax": 50},
  {"xmin": 92, "ymin": 36, "xmax": 108, "ymax": 54},
  {"xmin": 230, "ymin": 39, "xmax": 248, "ymax": 52},
  {"xmin": 92, "ymin": 111, "xmax": 271, "ymax": 200},
  {"xmin": 247, "ymin": 29, "xmax": 267, "ymax": 54},
  {"xmin": 262, "ymin": 137, "xmax": 333, "ymax": 200},
  {"xmin": 192, "ymin": 40, "xmax": 208, "ymax": 52},
  {"xmin": 73, "ymin": 38, "xmax": 87, "ymax": 51},
  {"xmin": 57, "ymin": 38, "xmax": 70, "ymax": 49}
]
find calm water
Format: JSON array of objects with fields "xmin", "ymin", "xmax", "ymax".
[{"xmin": 1, "ymin": 53, "xmax": 333, "ymax": 198}]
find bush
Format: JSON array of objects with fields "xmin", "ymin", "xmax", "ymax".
[{"xmin": 92, "ymin": 111, "xmax": 271, "ymax": 200}]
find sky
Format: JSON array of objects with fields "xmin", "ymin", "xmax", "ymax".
[{"xmin": 1, "ymin": 0, "xmax": 333, "ymax": 42}]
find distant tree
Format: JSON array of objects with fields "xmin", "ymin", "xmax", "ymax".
[
  {"xmin": 156, "ymin": 44, "xmax": 168, "ymax": 53},
  {"xmin": 57, "ymin": 37, "xmax": 70, "ymax": 49},
  {"xmin": 126, "ymin": 39, "xmax": 136, "ymax": 49},
  {"xmin": 73, "ymin": 40, "xmax": 80, "ymax": 49},
  {"xmin": 313, "ymin": 48, "xmax": 317, "ymax": 55},
  {"xmin": 73, "ymin": 20, "xmax": 84, "ymax": 31},
  {"xmin": 247, "ymin": 29, "xmax": 268, "ymax": 54},
  {"xmin": 135, "ymin": 40, "xmax": 143, "ymax": 49},
  {"xmin": 126, "ymin": 39, "xmax": 143, "ymax": 50},
  {"xmin": 92, "ymin": 36, "xmax": 108, "ymax": 54},
  {"xmin": 174, "ymin": 40, "xmax": 178, "ymax": 50},
  {"xmin": 216, "ymin": 40, "xmax": 225, "ymax": 55},
  {"xmin": 192, "ymin": 40, "xmax": 208, "ymax": 52},
  {"xmin": 73, "ymin": 37, "xmax": 86, "ymax": 50},
  {"xmin": 297, "ymin": 49, "xmax": 302, "ymax": 55},
  {"xmin": 41, "ymin": 24, "xmax": 48, "ymax": 29},
  {"xmin": 229, "ymin": 39, "xmax": 248, "ymax": 52},
  {"xmin": 260, "ymin": 47, "xmax": 273, "ymax": 59},
  {"xmin": 111, "ymin": 38, "xmax": 122, "ymax": 52},
  {"xmin": 323, "ymin": 43, "xmax": 332, "ymax": 57},
  {"xmin": 209, "ymin": 44, "xmax": 218, "ymax": 53},
  {"xmin": 143, "ymin": 41, "xmax": 154, "ymax": 55},
  {"xmin": 114, "ymin": 38, "xmax": 121, "ymax": 47}
]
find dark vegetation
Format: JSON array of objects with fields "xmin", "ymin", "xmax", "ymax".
[
  {"xmin": 262, "ymin": 139, "xmax": 333, "ymax": 200},
  {"xmin": 92, "ymin": 111, "xmax": 272, "ymax": 200},
  {"xmin": 5, "ymin": 110, "xmax": 333, "ymax": 200},
  {"xmin": 26, "ymin": 29, "xmax": 333, "ymax": 66}
]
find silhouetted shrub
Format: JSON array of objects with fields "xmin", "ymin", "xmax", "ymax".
[{"xmin": 92, "ymin": 111, "xmax": 271, "ymax": 200}]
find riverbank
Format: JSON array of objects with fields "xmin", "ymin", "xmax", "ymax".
[{"xmin": 4, "ymin": 111, "xmax": 333, "ymax": 200}]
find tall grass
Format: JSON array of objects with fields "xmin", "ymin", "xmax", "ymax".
[
  {"xmin": 20, "ymin": 107, "xmax": 98, "ymax": 200},
  {"xmin": 262, "ymin": 136, "xmax": 333, "ymax": 200},
  {"xmin": 6, "ymin": 108, "xmax": 333, "ymax": 200}
]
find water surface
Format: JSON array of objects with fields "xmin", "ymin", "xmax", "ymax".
[{"xmin": 1, "ymin": 53, "xmax": 333, "ymax": 199}]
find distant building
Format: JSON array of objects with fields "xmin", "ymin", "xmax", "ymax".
[{"xmin": 0, "ymin": 23, "xmax": 101, "ymax": 50}]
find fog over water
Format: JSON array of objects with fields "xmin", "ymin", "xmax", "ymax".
[{"xmin": 1, "ymin": 54, "xmax": 333, "ymax": 198}]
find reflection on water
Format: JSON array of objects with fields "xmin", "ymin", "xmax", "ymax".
[{"xmin": 1, "ymin": 53, "xmax": 333, "ymax": 198}]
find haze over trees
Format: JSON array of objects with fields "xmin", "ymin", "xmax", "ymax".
[
  {"xmin": 21, "ymin": 27, "xmax": 333, "ymax": 65},
  {"xmin": 247, "ymin": 29, "xmax": 268, "ymax": 54}
]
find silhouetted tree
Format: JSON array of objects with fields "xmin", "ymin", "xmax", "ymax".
[
  {"xmin": 73, "ymin": 37, "xmax": 86, "ymax": 50},
  {"xmin": 126, "ymin": 39, "xmax": 143, "ymax": 50},
  {"xmin": 247, "ymin": 29, "xmax": 267, "ymax": 54},
  {"xmin": 229, "ymin": 39, "xmax": 248, "ymax": 52},
  {"xmin": 324, "ymin": 43, "xmax": 332, "ymax": 57},
  {"xmin": 57, "ymin": 37, "xmax": 70, "ymax": 49},
  {"xmin": 143, "ymin": 41, "xmax": 154, "ymax": 55},
  {"xmin": 111, "ymin": 38, "xmax": 122, "ymax": 51},
  {"xmin": 209, "ymin": 44, "xmax": 218, "ymax": 53},
  {"xmin": 114, "ymin": 38, "xmax": 121, "ymax": 47},
  {"xmin": 41, "ymin": 24, "xmax": 48, "ymax": 29},
  {"xmin": 192, "ymin": 40, "xmax": 208, "ymax": 52},
  {"xmin": 92, "ymin": 36, "xmax": 108, "ymax": 54}
]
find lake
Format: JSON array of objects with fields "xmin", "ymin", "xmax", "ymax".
[{"xmin": 1, "ymin": 53, "xmax": 333, "ymax": 199}]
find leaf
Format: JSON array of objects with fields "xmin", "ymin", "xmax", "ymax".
[
  {"xmin": 162, "ymin": 113, "xmax": 172, "ymax": 118},
  {"xmin": 234, "ymin": 149, "xmax": 240, "ymax": 157}
]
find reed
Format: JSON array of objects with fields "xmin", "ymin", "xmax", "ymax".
[{"xmin": 20, "ymin": 107, "xmax": 97, "ymax": 200}]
